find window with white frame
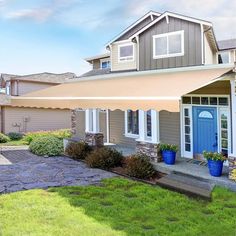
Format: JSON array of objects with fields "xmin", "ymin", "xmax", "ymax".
[
  {"xmin": 217, "ymin": 51, "xmax": 230, "ymax": 64},
  {"xmin": 153, "ymin": 30, "xmax": 184, "ymax": 59},
  {"xmin": 126, "ymin": 110, "xmax": 139, "ymax": 136},
  {"xmin": 145, "ymin": 110, "xmax": 152, "ymax": 138},
  {"xmin": 100, "ymin": 59, "xmax": 110, "ymax": 69},
  {"xmin": 125, "ymin": 110, "xmax": 159, "ymax": 143},
  {"xmin": 118, "ymin": 43, "xmax": 134, "ymax": 62},
  {"xmin": 85, "ymin": 109, "xmax": 99, "ymax": 133}
]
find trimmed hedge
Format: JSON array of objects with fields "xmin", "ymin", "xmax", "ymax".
[
  {"xmin": 7, "ymin": 132, "xmax": 24, "ymax": 141},
  {"xmin": 85, "ymin": 147, "xmax": 123, "ymax": 170},
  {"xmin": 29, "ymin": 136, "xmax": 63, "ymax": 156},
  {"xmin": 23, "ymin": 129, "xmax": 72, "ymax": 144},
  {"xmin": 65, "ymin": 141, "xmax": 92, "ymax": 160},
  {"xmin": 0, "ymin": 133, "xmax": 10, "ymax": 143},
  {"xmin": 124, "ymin": 154, "xmax": 155, "ymax": 179}
]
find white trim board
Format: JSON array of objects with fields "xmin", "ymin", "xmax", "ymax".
[
  {"xmin": 130, "ymin": 11, "xmax": 212, "ymax": 40},
  {"xmin": 105, "ymin": 11, "xmax": 161, "ymax": 46}
]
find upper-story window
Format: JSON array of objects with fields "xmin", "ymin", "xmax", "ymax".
[
  {"xmin": 153, "ymin": 30, "xmax": 184, "ymax": 59},
  {"xmin": 118, "ymin": 43, "xmax": 134, "ymax": 62},
  {"xmin": 217, "ymin": 51, "xmax": 230, "ymax": 64},
  {"xmin": 100, "ymin": 59, "xmax": 110, "ymax": 69}
]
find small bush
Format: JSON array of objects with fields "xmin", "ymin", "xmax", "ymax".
[
  {"xmin": 124, "ymin": 154, "xmax": 155, "ymax": 179},
  {"xmin": 85, "ymin": 147, "xmax": 123, "ymax": 170},
  {"xmin": 7, "ymin": 132, "xmax": 24, "ymax": 141},
  {"xmin": 23, "ymin": 129, "xmax": 72, "ymax": 144},
  {"xmin": 29, "ymin": 136, "xmax": 63, "ymax": 156},
  {"xmin": 65, "ymin": 141, "xmax": 92, "ymax": 160},
  {"xmin": 0, "ymin": 133, "xmax": 10, "ymax": 143}
]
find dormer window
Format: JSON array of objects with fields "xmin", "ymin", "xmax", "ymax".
[
  {"xmin": 153, "ymin": 30, "xmax": 184, "ymax": 59},
  {"xmin": 100, "ymin": 59, "xmax": 110, "ymax": 69},
  {"xmin": 118, "ymin": 43, "xmax": 134, "ymax": 62}
]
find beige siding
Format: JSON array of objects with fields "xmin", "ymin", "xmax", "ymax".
[
  {"xmin": 160, "ymin": 111, "xmax": 180, "ymax": 156},
  {"xmin": 3, "ymin": 107, "xmax": 71, "ymax": 133},
  {"xmin": 18, "ymin": 81, "xmax": 55, "ymax": 95},
  {"xmin": 100, "ymin": 112, "xmax": 107, "ymax": 141},
  {"xmin": 109, "ymin": 110, "xmax": 136, "ymax": 147},
  {"xmin": 204, "ymin": 35, "xmax": 216, "ymax": 65},
  {"xmin": 74, "ymin": 110, "xmax": 86, "ymax": 139},
  {"xmin": 111, "ymin": 41, "xmax": 137, "ymax": 72},
  {"xmin": 93, "ymin": 59, "xmax": 100, "ymax": 69}
]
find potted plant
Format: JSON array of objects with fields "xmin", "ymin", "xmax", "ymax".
[
  {"xmin": 203, "ymin": 151, "xmax": 227, "ymax": 177},
  {"xmin": 160, "ymin": 143, "xmax": 178, "ymax": 165}
]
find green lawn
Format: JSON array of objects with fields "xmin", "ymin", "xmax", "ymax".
[
  {"xmin": 0, "ymin": 140, "xmax": 28, "ymax": 146},
  {"xmin": 0, "ymin": 178, "xmax": 235, "ymax": 236}
]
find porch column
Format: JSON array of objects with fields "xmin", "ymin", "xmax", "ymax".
[
  {"xmin": 136, "ymin": 110, "xmax": 161, "ymax": 162},
  {"xmin": 229, "ymin": 76, "xmax": 236, "ymax": 181},
  {"xmin": 71, "ymin": 109, "xmax": 77, "ymax": 136},
  {"xmin": 85, "ymin": 109, "xmax": 104, "ymax": 147}
]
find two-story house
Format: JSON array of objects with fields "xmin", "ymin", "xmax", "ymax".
[
  {"xmin": 0, "ymin": 72, "xmax": 75, "ymax": 133},
  {"xmin": 11, "ymin": 11, "xmax": 236, "ymax": 181}
]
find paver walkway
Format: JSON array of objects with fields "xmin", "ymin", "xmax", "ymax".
[{"xmin": 0, "ymin": 150, "xmax": 116, "ymax": 194}]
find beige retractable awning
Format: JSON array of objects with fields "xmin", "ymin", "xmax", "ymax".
[{"xmin": 11, "ymin": 65, "xmax": 233, "ymax": 112}]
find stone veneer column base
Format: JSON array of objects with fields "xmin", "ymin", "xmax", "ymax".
[
  {"xmin": 136, "ymin": 141, "xmax": 162, "ymax": 162},
  {"xmin": 71, "ymin": 109, "xmax": 77, "ymax": 136},
  {"xmin": 229, "ymin": 156, "xmax": 236, "ymax": 181},
  {"xmin": 85, "ymin": 132, "xmax": 104, "ymax": 148}
]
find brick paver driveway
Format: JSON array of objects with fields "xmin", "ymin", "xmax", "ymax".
[{"xmin": 0, "ymin": 150, "xmax": 116, "ymax": 194}]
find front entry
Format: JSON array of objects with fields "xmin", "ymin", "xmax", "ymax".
[{"xmin": 193, "ymin": 107, "xmax": 218, "ymax": 159}]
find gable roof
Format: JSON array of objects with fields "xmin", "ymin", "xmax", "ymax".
[
  {"xmin": 130, "ymin": 11, "xmax": 213, "ymax": 39},
  {"xmin": 85, "ymin": 53, "xmax": 110, "ymax": 63},
  {"xmin": 1, "ymin": 72, "xmax": 76, "ymax": 84},
  {"xmin": 218, "ymin": 39, "xmax": 236, "ymax": 50},
  {"xmin": 105, "ymin": 11, "xmax": 161, "ymax": 46}
]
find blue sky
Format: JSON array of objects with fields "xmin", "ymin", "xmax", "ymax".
[{"xmin": 0, "ymin": 0, "xmax": 235, "ymax": 76}]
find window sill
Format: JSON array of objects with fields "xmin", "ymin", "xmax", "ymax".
[
  {"xmin": 153, "ymin": 53, "xmax": 184, "ymax": 60},
  {"xmin": 136, "ymin": 138, "xmax": 160, "ymax": 144},
  {"xmin": 124, "ymin": 133, "xmax": 139, "ymax": 139}
]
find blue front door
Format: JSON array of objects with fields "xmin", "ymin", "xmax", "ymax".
[{"xmin": 193, "ymin": 107, "xmax": 218, "ymax": 155}]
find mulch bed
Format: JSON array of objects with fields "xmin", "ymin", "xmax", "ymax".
[{"xmin": 111, "ymin": 166, "xmax": 166, "ymax": 185}]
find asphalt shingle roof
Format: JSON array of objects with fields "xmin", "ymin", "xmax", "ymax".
[{"xmin": 218, "ymin": 39, "xmax": 236, "ymax": 50}]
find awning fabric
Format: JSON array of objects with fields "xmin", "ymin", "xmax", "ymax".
[{"xmin": 11, "ymin": 66, "xmax": 233, "ymax": 112}]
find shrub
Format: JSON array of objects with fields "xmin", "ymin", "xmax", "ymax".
[
  {"xmin": 203, "ymin": 151, "xmax": 227, "ymax": 161},
  {"xmin": 65, "ymin": 141, "xmax": 92, "ymax": 160},
  {"xmin": 23, "ymin": 129, "xmax": 72, "ymax": 144},
  {"xmin": 124, "ymin": 154, "xmax": 155, "ymax": 179},
  {"xmin": 159, "ymin": 143, "xmax": 178, "ymax": 153},
  {"xmin": 0, "ymin": 133, "xmax": 10, "ymax": 143},
  {"xmin": 29, "ymin": 136, "xmax": 63, "ymax": 156},
  {"xmin": 85, "ymin": 147, "xmax": 123, "ymax": 170},
  {"xmin": 7, "ymin": 132, "xmax": 24, "ymax": 141}
]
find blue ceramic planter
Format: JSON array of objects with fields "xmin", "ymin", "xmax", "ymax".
[
  {"xmin": 162, "ymin": 150, "xmax": 176, "ymax": 165},
  {"xmin": 207, "ymin": 159, "xmax": 223, "ymax": 177}
]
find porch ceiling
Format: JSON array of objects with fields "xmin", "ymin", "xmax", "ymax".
[{"xmin": 11, "ymin": 65, "xmax": 234, "ymax": 112}]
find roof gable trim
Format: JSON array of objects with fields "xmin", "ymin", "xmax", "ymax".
[{"xmin": 130, "ymin": 11, "xmax": 212, "ymax": 39}]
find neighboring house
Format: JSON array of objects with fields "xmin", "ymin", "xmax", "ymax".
[
  {"xmin": 11, "ymin": 11, "xmax": 236, "ymax": 181},
  {"xmin": 0, "ymin": 72, "xmax": 76, "ymax": 133}
]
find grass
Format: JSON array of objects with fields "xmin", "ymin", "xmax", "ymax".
[
  {"xmin": 0, "ymin": 139, "xmax": 28, "ymax": 146},
  {"xmin": 0, "ymin": 177, "xmax": 235, "ymax": 236}
]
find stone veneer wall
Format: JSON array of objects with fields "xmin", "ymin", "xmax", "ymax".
[
  {"xmin": 229, "ymin": 156, "xmax": 236, "ymax": 181},
  {"xmin": 71, "ymin": 109, "xmax": 77, "ymax": 135},
  {"xmin": 136, "ymin": 141, "xmax": 162, "ymax": 162},
  {"xmin": 85, "ymin": 132, "xmax": 104, "ymax": 148}
]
